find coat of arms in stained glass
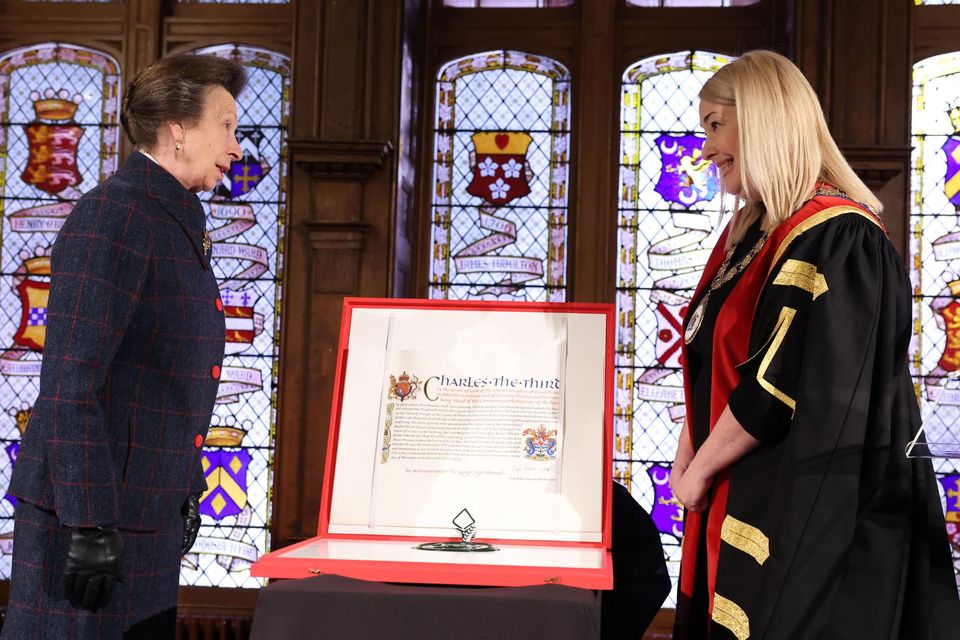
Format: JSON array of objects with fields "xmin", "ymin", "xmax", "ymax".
[
  {"xmin": 20, "ymin": 89, "xmax": 84, "ymax": 197},
  {"xmin": 429, "ymin": 51, "xmax": 570, "ymax": 302}
]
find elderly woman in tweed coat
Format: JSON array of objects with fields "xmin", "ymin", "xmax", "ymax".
[{"xmin": 1, "ymin": 54, "xmax": 243, "ymax": 640}]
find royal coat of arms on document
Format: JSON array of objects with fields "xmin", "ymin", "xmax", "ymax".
[{"xmin": 388, "ymin": 371, "xmax": 420, "ymax": 402}]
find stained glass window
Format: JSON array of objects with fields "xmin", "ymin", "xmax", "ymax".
[
  {"xmin": 910, "ymin": 53, "xmax": 960, "ymax": 593},
  {"xmin": 0, "ymin": 42, "xmax": 121, "ymax": 578},
  {"xmin": 443, "ymin": 0, "xmax": 573, "ymax": 6},
  {"xmin": 614, "ymin": 50, "xmax": 735, "ymax": 605},
  {"xmin": 627, "ymin": 0, "xmax": 759, "ymax": 6},
  {"xmin": 180, "ymin": 44, "xmax": 289, "ymax": 589},
  {"xmin": 429, "ymin": 50, "xmax": 570, "ymax": 301}
]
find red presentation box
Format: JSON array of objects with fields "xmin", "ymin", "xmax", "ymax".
[{"xmin": 252, "ymin": 297, "xmax": 614, "ymax": 589}]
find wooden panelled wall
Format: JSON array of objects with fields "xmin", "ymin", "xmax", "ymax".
[{"xmin": 0, "ymin": 0, "xmax": 955, "ymax": 634}]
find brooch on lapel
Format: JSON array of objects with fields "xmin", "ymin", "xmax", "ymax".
[{"xmin": 202, "ymin": 229, "xmax": 212, "ymax": 256}]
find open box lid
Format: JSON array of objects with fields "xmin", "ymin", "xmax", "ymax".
[{"xmin": 253, "ymin": 298, "xmax": 615, "ymax": 588}]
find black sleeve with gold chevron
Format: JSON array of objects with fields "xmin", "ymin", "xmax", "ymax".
[
  {"xmin": 710, "ymin": 211, "xmax": 960, "ymax": 640},
  {"xmin": 728, "ymin": 211, "xmax": 890, "ymax": 445}
]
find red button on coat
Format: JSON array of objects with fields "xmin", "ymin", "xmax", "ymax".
[
  {"xmin": 211, "ymin": 365, "xmax": 221, "ymax": 379},
  {"xmin": 215, "ymin": 298, "xmax": 223, "ymax": 312},
  {"xmin": 194, "ymin": 434, "xmax": 204, "ymax": 448}
]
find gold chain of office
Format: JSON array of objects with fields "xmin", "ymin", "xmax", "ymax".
[{"xmin": 683, "ymin": 184, "xmax": 848, "ymax": 344}]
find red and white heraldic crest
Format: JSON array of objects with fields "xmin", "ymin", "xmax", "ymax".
[{"xmin": 466, "ymin": 132, "xmax": 533, "ymax": 207}]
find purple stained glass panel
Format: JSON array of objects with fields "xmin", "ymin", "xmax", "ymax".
[
  {"xmin": 646, "ymin": 464, "xmax": 683, "ymax": 537},
  {"xmin": 200, "ymin": 449, "xmax": 253, "ymax": 521},
  {"xmin": 653, "ymin": 133, "xmax": 719, "ymax": 206}
]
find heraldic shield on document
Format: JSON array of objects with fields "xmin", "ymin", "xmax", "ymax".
[{"xmin": 327, "ymin": 306, "xmax": 606, "ymax": 544}]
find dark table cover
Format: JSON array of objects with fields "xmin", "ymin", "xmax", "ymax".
[{"xmin": 250, "ymin": 574, "xmax": 601, "ymax": 640}]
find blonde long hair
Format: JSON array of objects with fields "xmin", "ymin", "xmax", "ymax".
[{"xmin": 699, "ymin": 50, "xmax": 881, "ymax": 248}]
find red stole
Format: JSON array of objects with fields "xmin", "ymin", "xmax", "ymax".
[{"xmin": 676, "ymin": 195, "xmax": 880, "ymax": 617}]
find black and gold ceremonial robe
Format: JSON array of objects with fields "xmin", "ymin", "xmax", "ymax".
[{"xmin": 675, "ymin": 193, "xmax": 960, "ymax": 639}]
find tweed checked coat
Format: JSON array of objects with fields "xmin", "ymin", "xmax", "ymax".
[{"xmin": 2, "ymin": 151, "xmax": 225, "ymax": 636}]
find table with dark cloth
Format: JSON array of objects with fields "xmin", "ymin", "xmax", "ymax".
[
  {"xmin": 249, "ymin": 574, "xmax": 601, "ymax": 640},
  {"xmin": 250, "ymin": 483, "xmax": 669, "ymax": 640}
]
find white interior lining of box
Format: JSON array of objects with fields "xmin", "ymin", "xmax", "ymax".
[{"xmin": 283, "ymin": 538, "xmax": 607, "ymax": 569}]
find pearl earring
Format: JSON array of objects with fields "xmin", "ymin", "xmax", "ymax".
[{"xmin": 175, "ymin": 142, "xmax": 183, "ymax": 151}]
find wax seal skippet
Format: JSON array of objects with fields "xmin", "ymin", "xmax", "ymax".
[{"xmin": 415, "ymin": 508, "xmax": 497, "ymax": 552}]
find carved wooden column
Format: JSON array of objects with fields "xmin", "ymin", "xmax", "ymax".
[
  {"xmin": 576, "ymin": 0, "xmax": 616, "ymax": 303},
  {"xmin": 294, "ymin": 140, "xmax": 391, "ymax": 294},
  {"xmin": 792, "ymin": 0, "xmax": 912, "ymax": 256},
  {"xmin": 274, "ymin": 0, "xmax": 414, "ymax": 547},
  {"xmin": 125, "ymin": 0, "xmax": 161, "ymax": 74}
]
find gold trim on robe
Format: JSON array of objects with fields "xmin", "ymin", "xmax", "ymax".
[
  {"xmin": 720, "ymin": 514, "xmax": 770, "ymax": 565},
  {"xmin": 769, "ymin": 205, "xmax": 882, "ymax": 272},
  {"xmin": 757, "ymin": 306, "xmax": 797, "ymax": 415},
  {"xmin": 772, "ymin": 259, "xmax": 829, "ymax": 300},
  {"xmin": 712, "ymin": 594, "xmax": 751, "ymax": 640}
]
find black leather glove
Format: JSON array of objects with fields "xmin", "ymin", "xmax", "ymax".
[
  {"xmin": 181, "ymin": 493, "xmax": 202, "ymax": 556},
  {"xmin": 62, "ymin": 526, "xmax": 123, "ymax": 612}
]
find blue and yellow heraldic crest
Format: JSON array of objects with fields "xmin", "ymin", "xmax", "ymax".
[
  {"xmin": 232, "ymin": 150, "xmax": 262, "ymax": 197},
  {"xmin": 941, "ymin": 137, "xmax": 960, "ymax": 207},
  {"xmin": 200, "ymin": 449, "xmax": 252, "ymax": 520},
  {"xmin": 213, "ymin": 125, "xmax": 270, "ymax": 200},
  {"xmin": 654, "ymin": 133, "xmax": 719, "ymax": 207},
  {"xmin": 941, "ymin": 105, "xmax": 960, "ymax": 207}
]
